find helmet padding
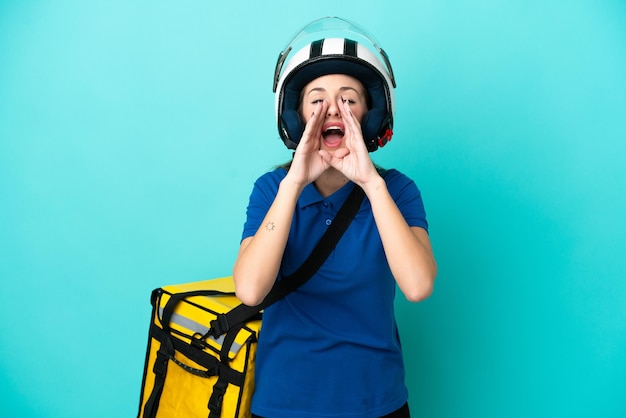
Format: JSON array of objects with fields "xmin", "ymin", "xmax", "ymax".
[{"xmin": 278, "ymin": 56, "xmax": 392, "ymax": 151}]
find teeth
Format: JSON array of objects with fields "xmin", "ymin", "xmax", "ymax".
[
  {"xmin": 323, "ymin": 127, "xmax": 344, "ymax": 138},
  {"xmin": 324, "ymin": 125, "xmax": 344, "ymax": 133}
]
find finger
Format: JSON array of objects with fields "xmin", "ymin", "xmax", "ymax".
[
  {"xmin": 340, "ymin": 97, "xmax": 361, "ymax": 125},
  {"xmin": 318, "ymin": 149, "xmax": 331, "ymax": 163},
  {"xmin": 319, "ymin": 149, "xmax": 347, "ymax": 172},
  {"xmin": 313, "ymin": 100, "xmax": 329, "ymax": 131},
  {"xmin": 300, "ymin": 101, "xmax": 323, "ymax": 143},
  {"xmin": 332, "ymin": 148, "xmax": 350, "ymax": 159},
  {"xmin": 338, "ymin": 98, "xmax": 363, "ymax": 149}
]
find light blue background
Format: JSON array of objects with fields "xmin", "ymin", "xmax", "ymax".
[{"xmin": 1, "ymin": 1, "xmax": 625, "ymax": 417}]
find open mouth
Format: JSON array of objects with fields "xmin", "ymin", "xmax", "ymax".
[
  {"xmin": 322, "ymin": 127, "xmax": 345, "ymax": 138},
  {"xmin": 322, "ymin": 124, "xmax": 345, "ymax": 147}
]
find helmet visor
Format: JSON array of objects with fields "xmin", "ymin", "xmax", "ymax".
[{"xmin": 273, "ymin": 16, "xmax": 396, "ymax": 92}]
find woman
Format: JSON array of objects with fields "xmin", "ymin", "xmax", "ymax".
[{"xmin": 233, "ymin": 17, "xmax": 437, "ymax": 418}]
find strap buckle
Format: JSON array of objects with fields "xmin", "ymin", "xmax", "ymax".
[{"xmin": 207, "ymin": 314, "xmax": 229, "ymax": 338}]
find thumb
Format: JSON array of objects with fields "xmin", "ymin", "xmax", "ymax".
[{"xmin": 318, "ymin": 150, "xmax": 332, "ymax": 164}]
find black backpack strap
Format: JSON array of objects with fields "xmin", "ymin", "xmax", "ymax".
[
  {"xmin": 160, "ymin": 289, "xmax": 230, "ymax": 334},
  {"xmin": 208, "ymin": 184, "xmax": 365, "ymax": 338}
]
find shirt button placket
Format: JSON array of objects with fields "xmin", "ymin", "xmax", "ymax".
[{"xmin": 322, "ymin": 200, "xmax": 332, "ymax": 226}]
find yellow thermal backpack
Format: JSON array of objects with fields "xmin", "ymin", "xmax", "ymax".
[{"xmin": 137, "ymin": 277, "xmax": 260, "ymax": 418}]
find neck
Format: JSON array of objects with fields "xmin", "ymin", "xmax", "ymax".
[{"xmin": 314, "ymin": 169, "xmax": 350, "ymax": 197}]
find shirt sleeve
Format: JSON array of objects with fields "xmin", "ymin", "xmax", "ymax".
[
  {"xmin": 241, "ymin": 169, "xmax": 285, "ymax": 241},
  {"xmin": 383, "ymin": 169, "xmax": 429, "ymax": 231}
]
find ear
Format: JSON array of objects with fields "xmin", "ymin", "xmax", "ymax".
[{"xmin": 280, "ymin": 109, "xmax": 304, "ymax": 150}]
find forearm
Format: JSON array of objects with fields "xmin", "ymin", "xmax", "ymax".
[
  {"xmin": 233, "ymin": 178, "xmax": 304, "ymax": 306},
  {"xmin": 361, "ymin": 176, "xmax": 437, "ymax": 302}
]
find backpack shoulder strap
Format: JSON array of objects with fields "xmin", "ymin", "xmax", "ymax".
[{"xmin": 208, "ymin": 184, "xmax": 365, "ymax": 338}]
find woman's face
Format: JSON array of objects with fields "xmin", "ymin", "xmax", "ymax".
[{"xmin": 300, "ymin": 74, "xmax": 368, "ymax": 149}]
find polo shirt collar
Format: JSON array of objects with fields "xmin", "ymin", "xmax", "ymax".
[{"xmin": 298, "ymin": 180, "xmax": 356, "ymax": 208}]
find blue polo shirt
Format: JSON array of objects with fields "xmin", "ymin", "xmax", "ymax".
[{"xmin": 241, "ymin": 167, "xmax": 428, "ymax": 418}]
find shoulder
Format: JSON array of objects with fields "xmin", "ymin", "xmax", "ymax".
[
  {"xmin": 251, "ymin": 167, "xmax": 288, "ymax": 195},
  {"xmin": 255, "ymin": 167, "xmax": 287, "ymax": 186},
  {"xmin": 378, "ymin": 168, "xmax": 428, "ymax": 228},
  {"xmin": 379, "ymin": 167, "xmax": 411, "ymax": 183},
  {"xmin": 379, "ymin": 168, "xmax": 421, "ymax": 198},
  {"xmin": 242, "ymin": 168, "xmax": 288, "ymax": 239}
]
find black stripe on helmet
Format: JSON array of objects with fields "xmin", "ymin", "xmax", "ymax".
[
  {"xmin": 344, "ymin": 39, "xmax": 357, "ymax": 57},
  {"xmin": 310, "ymin": 39, "xmax": 324, "ymax": 58}
]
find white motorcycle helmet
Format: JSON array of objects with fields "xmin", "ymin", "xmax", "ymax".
[{"xmin": 273, "ymin": 16, "xmax": 397, "ymax": 152}]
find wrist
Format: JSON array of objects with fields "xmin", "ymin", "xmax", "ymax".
[
  {"xmin": 360, "ymin": 174, "xmax": 386, "ymax": 196},
  {"xmin": 279, "ymin": 175, "xmax": 307, "ymax": 196}
]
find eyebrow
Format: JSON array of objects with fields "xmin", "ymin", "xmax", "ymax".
[{"xmin": 306, "ymin": 86, "xmax": 360, "ymax": 96}]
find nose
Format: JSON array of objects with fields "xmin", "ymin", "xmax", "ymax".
[{"xmin": 326, "ymin": 100, "xmax": 340, "ymax": 117}]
